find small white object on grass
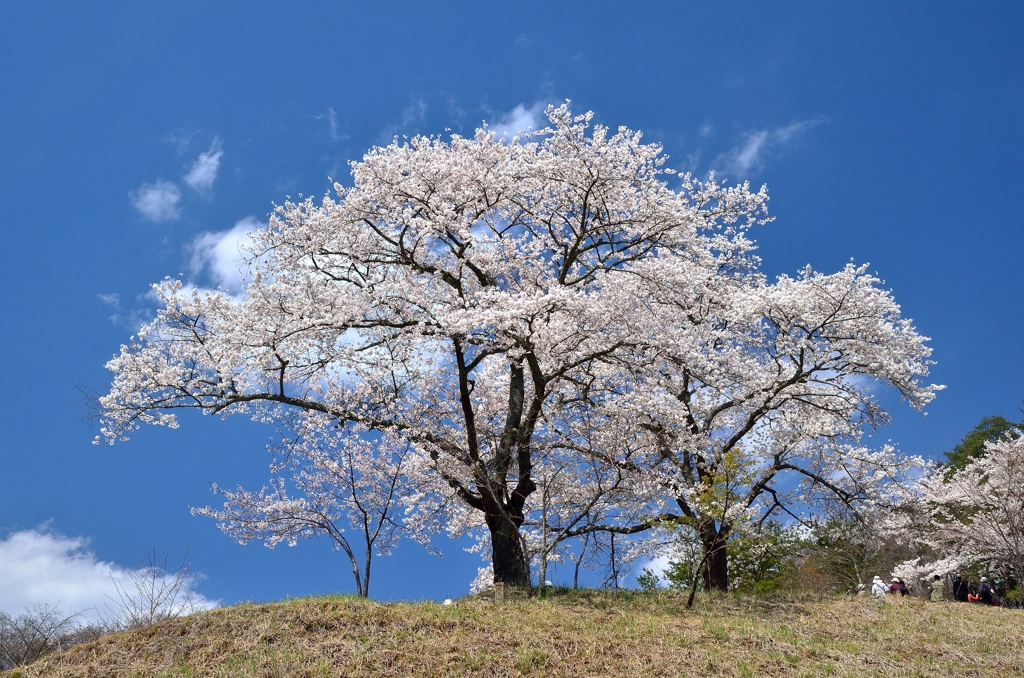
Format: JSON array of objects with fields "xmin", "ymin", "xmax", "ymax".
[{"xmin": 442, "ymin": 598, "xmax": 453, "ymax": 606}]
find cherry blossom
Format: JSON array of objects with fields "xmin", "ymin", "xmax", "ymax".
[
  {"xmin": 192, "ymin": 416, "xmax": 420, "ymax": 597},
  {"xmin": 99, "ymin": 104, "xmax": 938, "ymax": 589},
  {"xmin": 893, "ymin": 432, "xmax": 1024, "ymax": 587}
]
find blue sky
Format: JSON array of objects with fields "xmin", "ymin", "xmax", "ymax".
[{"xmin": 1, "ymin": 1, "xmax": 1022, "ymax": 610}]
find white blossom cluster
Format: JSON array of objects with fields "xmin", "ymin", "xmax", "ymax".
[{"xmin": 889, "ymin": 432, "xmax": 1024, "ymax": 585}]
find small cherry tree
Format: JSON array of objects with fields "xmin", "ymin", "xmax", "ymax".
[{"xmin": 192, "ymin": 415, "xmax": 419, "ymax": 597}]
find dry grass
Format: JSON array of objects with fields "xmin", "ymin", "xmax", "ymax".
[{"xmin": 4, "ymin": 590, "xmax": 1022, "ymax": 677}]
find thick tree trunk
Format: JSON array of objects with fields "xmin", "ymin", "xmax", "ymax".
[
  {"xmin": 699, "ymin": 522, "xmax": 730, "ymax": 592},
  {"xmin": 487, "ymin": 513, "xmax": 531, "ymax": 588}
]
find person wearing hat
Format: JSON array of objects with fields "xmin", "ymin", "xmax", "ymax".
[
  {"xmin": 889, "ymin": 577, "xmax": 908, "ymax": 596},
  {"xmin": 871, "ymin": 576, "xmax": 888, "ymax": 597},
  {"xmin": 978, "ymin": 576, "xmax": 994, "ymax": 605},
  {"xmin": 930, "ymin": 575, "xmax": 945, "ymax": 602}
]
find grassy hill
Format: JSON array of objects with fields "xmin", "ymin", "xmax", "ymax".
[{"xmin": 5, "ymin": 590, "xmax": 1022, "ymax": 677}]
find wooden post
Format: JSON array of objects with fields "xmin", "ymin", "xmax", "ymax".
[{"xmin": 494, "ymin": 582, "xmax": 505, "ymax": 604}]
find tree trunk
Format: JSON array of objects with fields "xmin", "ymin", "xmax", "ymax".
[
  {"xmin": 699, "ymin": 522, "xmax": 730, "ymax": 592},
  {"xmin": 487, "ymin": 513, "xmax": 531, "ymax": 588},
  {"xmin": 574, "ymin": 532, "xmax": 589, "ymax": 589},
  {"xmin": 362, "ymin": 550, "xmax": 372, "ymax": 599}
]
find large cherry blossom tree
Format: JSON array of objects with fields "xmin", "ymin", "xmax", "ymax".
[{"xmin": 98, "ymin": 104, "xmax": 939, "ymax": 590}]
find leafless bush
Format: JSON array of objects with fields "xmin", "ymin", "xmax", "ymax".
[
  {"xmin": 104, "ymin": 548, "xmax": 205, "ymax": 630},
  {"xmin": 0, "ymin": 604, "xmax": 101, "ymax": 669},
  {"xmin": 0, "ymin": 549, "xmax": 206, "ymax": 669}
]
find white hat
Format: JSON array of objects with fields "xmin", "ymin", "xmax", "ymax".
[
  {"xmin": 892, "ymin": 577, "xmax": 899, "ymax": 582},
  {"xmin": 873, "ymin": 575, "xmax": 883, "ymax": 581}
]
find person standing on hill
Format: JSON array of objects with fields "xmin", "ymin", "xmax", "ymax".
[
  {"xmin": 930, "ymin": 575, "xmax": 945, "ymax": 602},
  {"xmin": 871, "ymin": 576, "xmax": 888, "ymax": 598}
]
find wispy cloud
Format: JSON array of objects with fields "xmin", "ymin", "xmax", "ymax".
[
  {"xmin": 183, "ymin": 139, "xmax": 223, "ymax": 193},
  {"xmin": 189, "ymin": 216, "xmax": 265, "ymax": 294},
  {"xmin": 312, "ymin": 108, "xmax": 346, "ymax": 142},
  {"xmin": 486, "ymin": 102, "xmax": 549, "ymax": 140},
  {"xmin": 714, "ymin": 118, "xmax": 824, "ymax": 178},
  {"xmin": 326, "ymin": 108, "xmax": 341, "ymax": 141},
  {"xmin": 130, "ymin": 180, "xmax": 181, "ymax": 222},
  {"xmin": 445, "ymin": 97, "xmax": 467, "ymax": 128},
  {"xmin": 379, "ymin": 98, "xmax": 428, "ymax": 143},
  {"xmin": 165, "ymin": 128, "xmax": 201, "ymax": 155},
  {"xmin": 98, "ymin": 292, "xmax": 154, "ymax": 330},
  {"xmin": 0, "ymin": 529, "xmax": 215, "ymax": 623},
  {"xmin": 772, "ymin": 119, "xmax": 820, "ymax": 143}
]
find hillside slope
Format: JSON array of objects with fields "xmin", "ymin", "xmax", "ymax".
[{"xmin": 5, "ymin": 591, "xmax": 1022, "ymax": 677}]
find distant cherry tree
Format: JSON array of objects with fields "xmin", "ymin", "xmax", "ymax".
[
  {"xmin": 98, "ymin": 104, "xmax": 938, "ymax": 590},
  {"xmin": 893, "ymin": 431, "xmax": 1024, "ymax": 587}
]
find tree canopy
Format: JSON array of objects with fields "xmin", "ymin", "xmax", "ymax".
[{"xmin": 98, "ymin": 105, "xmax": 939, "ymax": 591}]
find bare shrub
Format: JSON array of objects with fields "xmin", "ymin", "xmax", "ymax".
[
  {"xmin": 104, "ymin": 548, "xmax": 206, "ymax": 630},
  {"xmin": 0, "ymin": 549, "xmax": 206, "ymax": 669},
  {"xmin": 0, "ymin": 604, "xmax": 95, "ymax": 669}
]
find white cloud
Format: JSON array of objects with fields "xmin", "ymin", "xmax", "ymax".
[
  {"xmin": 632, "ymin": 553, "xmax": 673, "ymax": 588},
  {"xmin": 312, "ymin": 108, "xmax": 347, "ymax": 142},
  {"xmin": 98, "ymin": 293, "xmax": 121, "ymax": 310},
  {"xmin": 0, "ymin": 529, "xmax": 215, "ymax": 622},
  {"xmin": 379, "ymin": 98, "xmax": 428, "ymax": 143},
  {"xmin": 773, "ymin": 119, "xmax": 820, "ymax": 143},
  {"xmin": 722, "ymin": 130, "xmax": 770, "ymax": 176},
  {"xmin": 714, "ymin": 118, "xmax": 824, "ymax": 178},
  {"xmin": 189, "ymin": 216, "xmax": 266, "ymax": 294},
  {"xmin": 165, "ymin": 128, "xmax": 201, "ymax": 154},
  {"xmin": 98, "ymin": 292, "xmax": 155, "ymax": 330},
  {"xmin": 326, "ymin": 108, "xmax": 342, "ymax": 141},
  {"xmin": 486, "ymin": 102, "xmax": 548, "ymax": 140},
  {"xmin": 130, "ymin": 180, "xmax": 181, "ymax": 222},
  {"xmin": 445, "ymin": 97, "xmax": 466, "ymax": 127},
  {"xmin": 183, "ymin": 139, "xmax": 224, "ymax": 193}
]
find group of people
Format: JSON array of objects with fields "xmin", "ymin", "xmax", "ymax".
[
  {"xmin": 858, "ymin": 573, "xmax": 1005, "ymax": 605},
  {"xmin": 951, "ymin": 574, "xmax": 1000, "ymax": 606},
  {"xmin": 862, "ymin": 576, "xmax": 910, "ymax": 598}
]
